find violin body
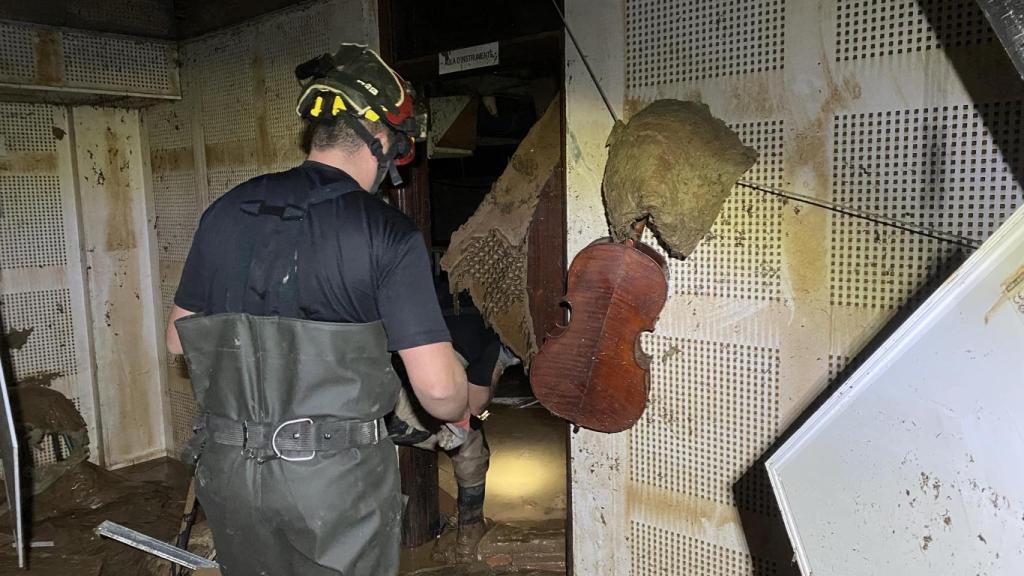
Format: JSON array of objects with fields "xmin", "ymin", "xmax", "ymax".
[{"xmin": 531, "ymin": 238, "xmax": 668, "ymax": 433}]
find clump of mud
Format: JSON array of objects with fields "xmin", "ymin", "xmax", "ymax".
[
  {"xmin": 0, "ymin": 386, "xmax": 186, "ymax": 576},
  {"xmin": 8, "ymin": 385, "xmax": 90, "ymax": 494},
  {"xmin": 603, "ymin": 99, "xmax": 758, "ymax": 258}
]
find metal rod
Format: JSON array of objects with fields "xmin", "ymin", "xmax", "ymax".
[
  {"xmin": 736, "ymin": 180, "xmax": 982, "ymax": 249},
  {"xmin": 549, "ymin": 0, "xmax": 620, "ymax": 123}
]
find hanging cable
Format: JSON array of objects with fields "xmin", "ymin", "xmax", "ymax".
[
  {"xmin": 549, "ymin": 0, "xmax": 619, "ymax": 123},
  {"xmin": 736, "ymin": 180, "xmax": 981, "ymax": 249}
]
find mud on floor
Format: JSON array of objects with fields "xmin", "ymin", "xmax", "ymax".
[{"xmin": 0, "ymin": 458, "xmax": 189, "ymax": 576}]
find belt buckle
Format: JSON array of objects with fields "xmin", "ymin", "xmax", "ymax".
[{"xmin": 272, "ymin": 417, "xmax": 316, "ymax": 462}]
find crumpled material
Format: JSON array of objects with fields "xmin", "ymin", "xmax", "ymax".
[
  {"xmin": 603, "ymin": 99, "xmax": 758, "ymax": 258},
  {"xmin": 8, "ymin": 385, "xmax": 90, "ymax": 494},
  {"xmin": 440, "ymin": 97, "xmax": 561, "ymax": 366}
]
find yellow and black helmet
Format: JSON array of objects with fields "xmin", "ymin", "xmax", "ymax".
[{"xmin": 295, "ymin": 44, "xmax": 417, "ymax": 169}]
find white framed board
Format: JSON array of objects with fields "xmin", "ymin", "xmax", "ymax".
[
  {"xmin": 1, "ymin": 353, "xmax": 24, "ymax": 568},
  {"xmin": 767, "ymin": 204, "xmax": 1024, "ymax": 575}
]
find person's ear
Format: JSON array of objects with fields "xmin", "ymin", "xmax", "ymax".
[{"xmin": 374, "ymin": 130, "xmax": 390, "ymax": 153}]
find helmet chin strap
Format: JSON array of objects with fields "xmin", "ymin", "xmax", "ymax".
[{"xmin": 339, "ymin": 115, "xmax": 404, "ymax": 194}]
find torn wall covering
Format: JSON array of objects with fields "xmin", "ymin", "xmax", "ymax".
[{"xmin": 440, "ymin": 98, "xmax": 561, "ymax": 365}]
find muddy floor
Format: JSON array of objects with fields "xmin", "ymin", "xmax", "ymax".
[{"xmin": 0, "ymin": 457, "xmax": 189, "ymax": 576}]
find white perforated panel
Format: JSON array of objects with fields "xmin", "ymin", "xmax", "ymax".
[
  {"xmin": 0, "ymin": 102, "xmax": 58, "ymax": 152},
  {"xmin": 0, "ymin": 175, "xmax": 66, "ymax": 269},
  {"xmin": 625, "ymin": 0, "xmax": 786, "ymax": 89},
  {"xmin": 0, "ymin": 289, "xmax": 77, "ymax": 381},
  {"xmin": 632, "ymin": 522, "xmax": 780, "ymax": 575},
  {"xmin": 830, "ymin": 103, "xmax": 1023, "ymax": 308},
  {"xmin": 631, "ymin": 334, "xmax": 780, "ymax": 510},
  {"xmin": 836, "ymin": 0, "xmax": 995, "ymax": 61},
  {"xmin": 169, "ymin": 385, "xmax": 199, "ymax": 456},
  {"xmin": 153, "ymin": 172, "xmax": 200, "ymax": 261},
  {"xmin": 260, "ymin": 2, "xmax": 333, "ymax": 171},
  {"xmin": 147, "ymin": 102, "xmax": 192, "ymax": 150},
  {"xmin": 673, "ymin": 120, "xmax": 785, "ymax": 300},
  {"xmin": 195, "ymin": 35, "xmax": 256, "ymax": 146},
  {"xmin": 0, "ymin": 22, "xmax": 37, "ymax": 83},
  {"xmin": 62, "ymin": 32, "xmax": 173, "ymax": 94}
]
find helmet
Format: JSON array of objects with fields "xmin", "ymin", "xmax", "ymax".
[{"xmin": 295, "ymin": 44, "xmax": 417, "ymax": 189}]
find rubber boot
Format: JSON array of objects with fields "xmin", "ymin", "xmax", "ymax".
[{"xmin": 456, "ymin": 484, "xmax": 487, "ymax": 562}]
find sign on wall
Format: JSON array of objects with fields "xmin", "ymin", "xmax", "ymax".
[{"xmin": 439, "ymin": 42, "xmax": 499, "ymax": 75}]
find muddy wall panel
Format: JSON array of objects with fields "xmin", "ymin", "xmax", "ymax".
[{"xmin": 0, "ymin": 103, "xmax": 101, "ymax": 465}]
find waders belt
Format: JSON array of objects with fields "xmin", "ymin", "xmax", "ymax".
[{"xmin": 200, "ymin": 413, "xmax": 385, "ymax": 460}]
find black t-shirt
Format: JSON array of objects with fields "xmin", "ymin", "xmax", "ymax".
[{"xmin": 174, "ymin": 160, "xmax": 450, "ymax": 351}]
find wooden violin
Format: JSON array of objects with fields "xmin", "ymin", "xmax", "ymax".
[{"xmin": 530, "ymin": 234, "xmax": 668, "ymax": 433}]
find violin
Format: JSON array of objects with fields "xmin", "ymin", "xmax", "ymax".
[{"xmin": 530, "ymin": 234, "xmax": 668, "ymax": 433}]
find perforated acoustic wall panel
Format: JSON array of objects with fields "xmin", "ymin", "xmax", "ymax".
[
  {"xmin": 63, "ymin": 32, "xmax": 173, "ymax": 94},
  {"xmin": 633, "ymin": 522, "xmax": 780, "ymax": 576},
  {"xmin": 831, "ymin": 103, "xmax": 1023, "ymax": 308},
  {"xmin": 0, "ymin": 175, "xmax": 65, "ymax": 269},
  {"xmin": 625, "ymin": 0, "xmax": 786, "ymax": 89},
  {"xmin": 0, "ymin": 22, "xmax": 37, "ymax": 84},
  {"xmin": 0, "ymin": 103, "xmax": 98, "ymax": 462},
  {"xmin": 258, "ymin": 3, "xmax": 334, "ymax": 173},
  {"xmin": 568, "ymin": 0, "xmax": 1024, "ymax": 574},
  {"xmin": 836, "ymin": 0, "xmax": 995, "ymax": 61},
  {"xmin": 631, "ymin": 334, "xmax": 779, "ymax": 507},
  {"xmin": 0, "ymin": 21, "xmax": 179, "ymax": 100},
  {"xmin": 674, "ymin": 121, "xmax": 785, "ymax": 300}
]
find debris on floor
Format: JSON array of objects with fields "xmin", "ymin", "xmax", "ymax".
[
  {"xmin": 0, "ymin": 386, "xmax": 189, "ymax": 576},
  {"xmin": 0, "ymin": 458, "xmax": 187, "ymax": 576}
]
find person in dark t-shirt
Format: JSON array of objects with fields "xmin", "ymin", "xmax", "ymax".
[{"xmin": 164, "ymin": 45, "xmax": 470, "ymax": 576}]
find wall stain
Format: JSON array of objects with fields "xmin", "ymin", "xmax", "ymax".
[
  {"xmin": 34, "ymin": 29, "xmax": 63, "ymax": 86},
  {"xmin": 151, "ymin": 147, "xmax": 195, "ymax": 173},
  {"xmin": 204, "ymin": 142, "xmax": 256, "ymax": 169},
  {"xmin": 251, "ymin": 52, "xmax": 274, "ymax": 170},
  {"xmin": 103, "ymin": 127, "xmax": 136, "ymax": 251},
  {"xmin": 0, "ymin": 152, "xmax": 58, "ymax": 174}
]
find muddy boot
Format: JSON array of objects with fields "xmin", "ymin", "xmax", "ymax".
[{"xmin": 456, "ymin": 484, "xmax": 486, "ymax": 562}]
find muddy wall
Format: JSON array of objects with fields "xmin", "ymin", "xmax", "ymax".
[
  {"xmin": 73, "ymin": 107, "xmax": 169, "ymax": 468},
  {"xmin": 144, "ymin": 0, "xmax": 378, "ymax": 456},
  {"xmin": 565, "ymin": 0, "xmax": 1024, "ymax": 574}
]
